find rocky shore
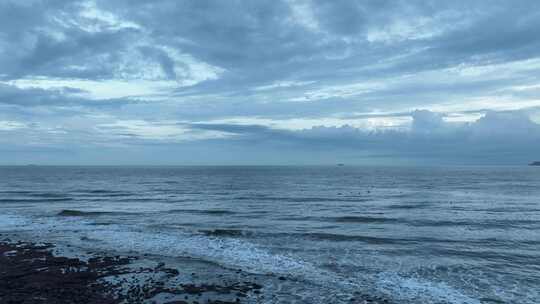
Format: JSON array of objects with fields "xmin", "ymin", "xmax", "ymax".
[
  {"xmin": 0, "ymin": 239, "xmax": 263, "ymax": 304},
  {"xmin": 0, "ymin": 235, "xmax": 392, "ymax": 304}
]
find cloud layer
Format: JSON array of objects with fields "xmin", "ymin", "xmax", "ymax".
[{"xmin": 1, "ymin": 0, "xmax": 540, "ymax": 164}]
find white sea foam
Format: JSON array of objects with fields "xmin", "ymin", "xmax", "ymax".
[
  {"xmin": 0, "ymin": 212, "xmax": 521, "ymax": 304},
  {"xmin": 376, "ymin": 272, "xmax": 481, "ymax": 304},
  {"xmin": 0, "ymin": 213, "xmax": 29, "ymax": 231},
  {"xmin": 99, "ymin": 228, "xmax": 489, "ymax": 304},
  {"xmin": 84, "ymin": 227, "xmax": 320, "ymax": 277}
]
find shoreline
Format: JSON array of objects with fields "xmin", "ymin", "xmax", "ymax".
[
  {"xmin": 0, "ymin": 236, "xmax": 391, "ymax": 304},
  {"xmin": 0, "ymin": 238, "xmax": 263, "ymax": 304}
]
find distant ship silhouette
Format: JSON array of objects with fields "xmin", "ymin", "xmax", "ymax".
[{"xmin": 529, "ymin": 161, "xmax": 540, "ymax": 166}]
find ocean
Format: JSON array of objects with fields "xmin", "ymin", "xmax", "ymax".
[{"xmin": 1, "ymin": 166, "xmax": 539, "ymax": 303}]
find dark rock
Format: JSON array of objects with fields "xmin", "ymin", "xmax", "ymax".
[{"xmin": 0, "ymin": 240, "xmax": 265, "ymax": 304}]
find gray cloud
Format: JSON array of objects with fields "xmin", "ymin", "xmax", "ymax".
[
  {"xmin": 1, "ymin": 0, "xmax": 540, "ymax": 164},
  {"xmin": 0, "ymin": 83, "xmax": 134, "ymax": 108},
  {"xmin": 184, "ymin": 110, "xmax": 540, "ymax": 164}
]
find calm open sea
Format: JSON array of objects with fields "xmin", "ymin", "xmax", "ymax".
[{"xmin": 1, "ymin": 166, "xmax": 539, "ymax": 303}]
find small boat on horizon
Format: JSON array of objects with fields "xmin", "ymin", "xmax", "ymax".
[{"xmin": 529, "ymin": 161, "xmax": 540, "ymax": 166}]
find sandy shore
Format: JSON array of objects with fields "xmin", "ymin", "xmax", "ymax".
[{"xmin": 0, "ymin": 238, "xmax": 263, "ymax": 304}]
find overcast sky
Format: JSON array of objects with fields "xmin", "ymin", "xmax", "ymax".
[{"xmin": 1, "ymin": 0, "xmax": 540, "ymax": 165}]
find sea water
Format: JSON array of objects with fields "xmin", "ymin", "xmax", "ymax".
[{"xmin": 1, "ymin": 166, "xmax": 539, "ymax": 303}]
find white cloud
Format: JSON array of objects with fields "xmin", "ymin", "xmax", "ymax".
[
  {"xmin": 5, "ymin": 77, "xmax": 176, "ymax": 100},
  {"xmin": 76, "ymin": 1, "xmax": 141, "ymax": 32},
  {"xmin": 96, "ymin": 120, "xmax": 230, "ymax": 141},
  {"xmin": 253, "ymin": 80, "xmax": 315, "ymax": 91},
  {"xmin": 287, "ymin": 0, "xmax": 320, "ymax": 32},
  {"xmin": 0, "ymin": 121, "xmax": 27, "ymax": 131},
  {"xmin": 199, "ymin": 115, "xmax": 410, "ymax": 131},
  {"xmin": 158, "ymin": 46, "xmax": 225, "ymax": 86}
]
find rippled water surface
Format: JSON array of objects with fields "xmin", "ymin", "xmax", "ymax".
[{"xmin": 1, "ymin": 166, "xmax": 539, "ymax": 303}]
